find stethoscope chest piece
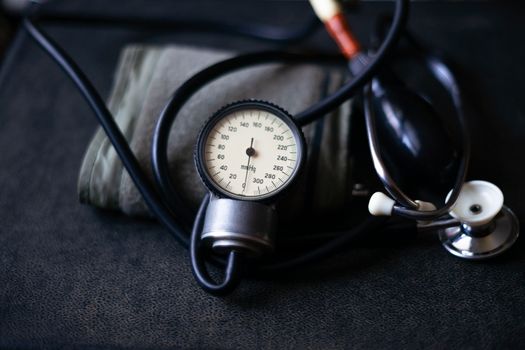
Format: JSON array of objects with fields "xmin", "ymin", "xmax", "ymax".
[{"xmin": 438, "ymin": 181, "xmax": 519, "ymax": 260}]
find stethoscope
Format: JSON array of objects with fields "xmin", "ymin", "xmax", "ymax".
[{"xmin": 20, "ymin": 0, "xmax": 519, "ymax": 296}]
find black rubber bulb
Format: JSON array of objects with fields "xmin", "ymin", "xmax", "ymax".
[{"xmin": 370, "ymin": 68, "xmax": 459, "ymax": 199}]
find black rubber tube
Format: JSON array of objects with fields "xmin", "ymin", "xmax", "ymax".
[
  {"xmin": 190, "ymin": 194, "xmax": 243, "ymax": 296},
  {"xmin": 23, "ymin": 18, "xmax": 192, "ymax": 247},
  {"xmin": 22, "ymin": 0, "xmax": 409, "ymax": 295},
  {"xmin": 151, "ymin": 0, "xmax": 409, "ymax": 227}
]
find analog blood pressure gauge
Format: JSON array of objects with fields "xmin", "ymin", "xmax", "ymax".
[{"xmin": 196, "ymin": 100, "xmax": 306, "ymax": 201}]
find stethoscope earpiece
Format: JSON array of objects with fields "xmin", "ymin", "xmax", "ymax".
[
  {"xmin": 368, "ymin": 192, "xmax": 396, "ymax": 216},
  {"xmin": 438, "ymin": 181, "xmax": 519, "ymax": 260},
  {"xmin": 368, "ymin": 192, "xmax": 435, "ymax": 217}
]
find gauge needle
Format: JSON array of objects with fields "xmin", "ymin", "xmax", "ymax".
[{"xmin": 243, "ymin": 138, "xmax": 255, "ymax": 193}]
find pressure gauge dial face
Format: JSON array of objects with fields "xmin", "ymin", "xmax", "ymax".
[{"xmin": 196, "ymin": 101, "xmax": 305, "ymax": 201}]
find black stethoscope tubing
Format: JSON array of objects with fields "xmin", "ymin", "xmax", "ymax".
[
  {"xmin": 151, "ymin": 0, "xmax": 408, "ymax": 229},
  {"xmin": 20, "ymin": 0, "xmax": 434, "ymax": 295},
  {"xmin": 363, "ymin": 33, "xmax": 470, "ymax": 220}
]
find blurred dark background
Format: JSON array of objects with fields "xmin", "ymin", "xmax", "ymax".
[{"xmin": 0, "ymin": 0, "xmax": 524, "ymax": 349}]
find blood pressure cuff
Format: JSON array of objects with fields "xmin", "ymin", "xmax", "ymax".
[{"xmin": 78, "ymin": 44, "xmax": 353, "ymax": 219}]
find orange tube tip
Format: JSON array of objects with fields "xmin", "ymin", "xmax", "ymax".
[{"xmin": 325, "ymin": 13, "xmax": 361, "ymax": 59}]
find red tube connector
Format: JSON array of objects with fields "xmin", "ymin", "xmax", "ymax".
[
  {"xmin": 309, "ymin": 0, "xmax": 361, "ymax": 59},
  {"xmin": 325, "ymin": 13, "xmax": 361, "ymax": 59}
]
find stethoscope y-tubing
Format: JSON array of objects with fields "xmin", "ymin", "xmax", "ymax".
[
  {"xmin": 151, "ymin": 0, "xmax": 408, "ymax": 228},
  {"xmin": 22, "ymin": 0, "xmax": 408, "ymax": 294},
  {"xmin": 149, "ymin": 0, "xmax": 406, "ymax": 293}
]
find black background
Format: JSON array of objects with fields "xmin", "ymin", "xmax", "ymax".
[{"xmin": 1, "ymin": 1, "xmax": 524, "ymax": 348}]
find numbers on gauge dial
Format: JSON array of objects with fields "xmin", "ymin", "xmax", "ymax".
[{"xmin": 203, "ymin": 109, "xmax": 299, "ymax": 198}]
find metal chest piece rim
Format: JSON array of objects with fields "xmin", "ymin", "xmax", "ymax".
[{"xmin": 438, "ymin": 205, "xmax": 519, "ymax": 260}]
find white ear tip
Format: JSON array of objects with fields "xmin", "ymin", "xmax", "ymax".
[
  {"xmin": 369, "ymin": 192, "xmax": 395, "ymax": 216},
  {"xmin": 415, "ymin": 200, "xmax": 436, "ymax": 212},
  {"xmin": 447, "ymin": 180, "xmax": 504, "ymax": 227}
]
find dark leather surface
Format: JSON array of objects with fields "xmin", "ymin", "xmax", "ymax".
[{"xmin": 1, "ymin": 1, "xmax": 524, "ymax": 348}]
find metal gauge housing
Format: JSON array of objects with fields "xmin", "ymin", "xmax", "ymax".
[{"xmin": 195, "ymin": 100, "xmax": 306, "ymax": 202}]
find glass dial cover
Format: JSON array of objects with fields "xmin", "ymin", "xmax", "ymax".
[{"xmin": 196, "ymin": 101, "xmax": 305, "ymax": 201}]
